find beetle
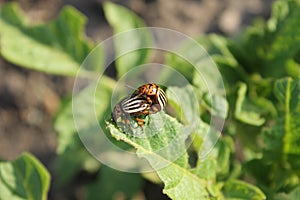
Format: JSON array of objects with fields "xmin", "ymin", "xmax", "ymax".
[
  {"xmin": 111, "ymin": 95, "xmax": 150, "ymax": 131},
  {"xmin": 131, "ymin": 83, "xmax": 167, "ymax": 114},
  {"xmin": 111, "ymin": 83, "xmax": 167, "ymax": 131}
]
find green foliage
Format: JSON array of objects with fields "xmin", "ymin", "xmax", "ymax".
[
  {"xmin": 0, "ymin": 3, "xmax": 97, "ymax": 76},
  {"xmin": 222, "ymin": 180, "xmax": 266, "ymax": 200},
  {"xmin": 247, "ymin": 78, "xmax": 300, "ymax": 198},
  {"xmin": 87, "ymin": 166, "xmax": 143, "ymax": 200},
  {"xmin": 231, "ymin": 0, "xmax": 300, "ymax": 77},
  {"xmin": 53, "ymin": 76, "xmax": 115, "ymax": 186},
  {"xmin": 107, "ymin": 86, "xmax": 264, "ymax": 199},
  {"xmin": 107, "ymin": 111, "xmax": 212, "ymax": 199},
  {"xmin": 0, "ymin": 0, "xmax": 300, "ymax": 199},
  {"xmin": 273, "ymin": 78, "xmax": 300, "ymax": 155},
  {"xmin": 235, "ymin": 82, "xmax": 266, "ymax": 126},
  {"xmin": 0, "ymin": 153, "xmax": 50, "ymax": 200},
  {"xmin": 103, "ymin": 2, "xmax": 153, "ymax": 78}
]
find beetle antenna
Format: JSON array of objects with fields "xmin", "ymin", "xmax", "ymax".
[{"xmin": 125, "ymin": 84, "xmax": 135, "ymax": 90}]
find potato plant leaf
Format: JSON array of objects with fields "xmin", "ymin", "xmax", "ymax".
[
  {"xmin": 87, "ymin": 166, "xmax": 142, "ymax": 200},
  {"xmin": 103, "ymin": 2, "xmax": 153, "ymax": 78},
  {"xmin": 107, "ymin": 86, "xmax": 265, "ymax": 199},
  {"xmin": 166, "ymin": 85, "xmax": 199, "ymax": 124},
  {"xmin": 214, "ymin": 136, "xmax": 235, "ymax": 178},
  {"xmin": 222, "ymin": 180, "xmax": 266, "ymax": 200},
  {"xmin": 53, "ymin": 76, "xmax": 115, "ymax": 185},
  {"xmin": 263, "ymin": 0, "xmax": 300, "ymax": 76},
  {"xmin": 235, "ymin": 83, "xmax": 265, "ymax": 126},
  {"xmin": 234, "ymin": 0, "xmax": 300, "ymax": 77},
  {"xmin": 263, "ymin": 78, "xmax": 300, "ymax": 155},
  {"xmin": 196, "ymin": 34, "xmax": 247, "ymax": 88},
  {"xmin": 0, "ymin": 153, "xmax": 50, "ymax": 200},
  {"xmin": 249, "ymin": 77, "xmax": 300, "ymax": 195},
  {"xmin": 165, "ymin": 34, "xmax": 245, "ymax": 88},
  {"xmin": 107, "ymin": 111, "xmax": 266, "ymax": 199},
  {"xmin": 288, "ymin": 186, "xmax": 300, "ymax": 200},
  {"xmin": 202, "ymin": 92, "xmax": 229, "ymax": 119},
  {"xmin": 106, "ymin": 112, "xmax": 212, "ymax": 199},
  {"xmin": 51, "ymin": 133, "xmax": 100, "ymax": 187},
  {"xmin": 55, "ymin": 76, "xmax": 115, "ymax": 153},
  {"xmin": 0, "ymin": 3, "xmax": 96, "ymax": 76}
]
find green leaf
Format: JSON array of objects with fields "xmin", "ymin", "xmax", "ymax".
[
  {"xmin": 142, "ymin": 171, "xmax": 162, "ymax": 184},
  {"xmin": 272, "ymin": 77, "xmax": 300, "ymax": 155},
  {"xmin": 165, "ymin": 49, "xmax": 196, "ymax": 83},
  {"xmin": 106, "ymin": 86, "xmax": 226, "ymax": 199},
  {"xmin": 52, "ymin": 136, "xmax": 99, "ymax": 187},
  {"xmin": 235, "ymin": 0, "xmax": 300, "ymax": 77},
  {"xmin": 165, "ymin": 55, "xmax": 194, "ymax": 82},
  {"xmin": 202, "ymin": 92, "xmax": 229, "ymax": 119},
  {"xmin": 243, "ymin": 159, "xmax": 272, "ymax": 188},
  {"xmin": 106, "ymin": 113, "xmax": 213, "ymax": 199},
  {"xmin": 214, "ymin": 136, "xmax": 235, "ymax": 178},
  {"xmin": 165, "ymin": 34, "xmax": 243, "ymax": 86},
  {"xmin": 53, "ymin": 76, "xmax": 115, "ymax": 185},
  {"xmin": 235, "ymin": 83, "xmax": 265, "ymax": 126},
  {"xmin": 166, "ymin": 84, "xmax": 227, "ymax": 165},
  {"xmin": 55, "ymin": 76, "xmax": 115, "ymax": 153},
  {"xmin": 0, "ymin": 153, "xmax": 50, "ymax": 200},
  {"xmin": 273, "ymin": 186, "xmax": 300, "ymax": 200},
  {"xmin": 222, "ymin": 180, "xmax": 266, "ymax": 200},
  {"xmin": 106, "ymin": 84, "xmax": 269, "ymax": 199},
  {"xmin": 0, "ymin": 3, "xmax": 96, "ymax": 76},
  {"xmin": 103, "ymin": 2, "xmax": 153, "ymax": 78},
  {"xmin": 262, "ymin": 78, "xmax": 300, "ymax": 156},
  {"xmin": 87, "ymin": 166, "xmax": 142, "ymax": 200},
  {"xmin": 288, "ymin": 186, "xmax": 300, "ymax": 200},
  {"xmin": 196, "ymin": 34, "xmax": 247, "ymax": 87},
  {"xmin": 264, "ymin": 0, "xmax": 300, "ymax": 70},
  {"xmin": 166, "ymin": 85, "xmax": 199, "ymax": 125},
  {"xmin": 254, "ymin": 78, "xmax": 300, "ymax": 195}
]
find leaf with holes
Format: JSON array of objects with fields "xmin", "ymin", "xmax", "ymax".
[
  {"xmin": 106, "ymin": 112, "xmax": 214, "ymax": 199},
  {"xmin": 107, "ymin": 86, "xmax": 265, "ymax": 199}
]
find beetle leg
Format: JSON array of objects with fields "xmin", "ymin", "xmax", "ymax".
[{"xmin": 135, "ymin": 117, "xmax": 145, "ymax": 126}]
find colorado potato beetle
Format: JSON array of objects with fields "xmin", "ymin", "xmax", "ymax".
[
  {"xmin": 131, "ymin": 83, "xmax": 167, "ymax": 114},
  {"xmin": 111, "ymin": 83, "xmax": 167, "ymax": 132},
  {"xmin": 111, "ymin": 95, "xmax": 150, "ymax": 131}
]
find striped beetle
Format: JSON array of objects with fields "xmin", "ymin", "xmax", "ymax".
[
  {"xmin": 111, "ymin": 83, "xmax": 167, "ymax": 132},
  {"xmin": 131, "ymin": 83, "xmax": 167, "ymax": 114},
  {"xmin": 111, "ymin": 96, "xmax": 150, "ymax": 131}
]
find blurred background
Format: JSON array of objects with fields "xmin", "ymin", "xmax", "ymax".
[{"xmin": 0, "ymin": 0, "xmax": 274, "ymax": 199}]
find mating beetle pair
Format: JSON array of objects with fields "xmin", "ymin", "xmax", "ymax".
[{"xmin": 112, "ymin": 83, "xmax": 167, "ymax": 131}]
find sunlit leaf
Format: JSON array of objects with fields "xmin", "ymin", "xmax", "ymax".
[
  {"xmin": 235, "ymin": 83, "xmax": 265, "ymax": 126},
  {"xmin": 0, "ymin": 153, "xmax": 50, "ymax": 200},
  {"xmin": 267, "ymin": 78, "xmax": 300, "ymax": 155},
  {"xmin": 107, "ymin": 86, "xmax": 233, "ymax": 199},
  {"xmin": 103, "ymin": 2, "xmax": 153, "ymax": 78},
  {"xmin": 202, "ymin": 92, "xmax": 228, "ymax": 119},
  {"xmin": 106, "ymin": 112, "xmax": 213, "ymax": 199},
  {"xmin": 0, "ymin": 3, "xmax": 99, "ymax": 76},
  {"xmin": 234, "ymin": 0, "xmax": 300, "ymax": 77},
  {"xmin": 222, "ymin": 180, "xmax": 266, "ymax": 200}
]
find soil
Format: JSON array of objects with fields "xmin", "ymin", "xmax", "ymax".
[{"xmin": 0, "ymin": 0, "xmax": 274, "ymax": 199}]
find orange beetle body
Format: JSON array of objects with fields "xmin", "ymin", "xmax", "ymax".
[{"xmin": 131, "ymin": 83, "xmax": 167, "ymax": 115}]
